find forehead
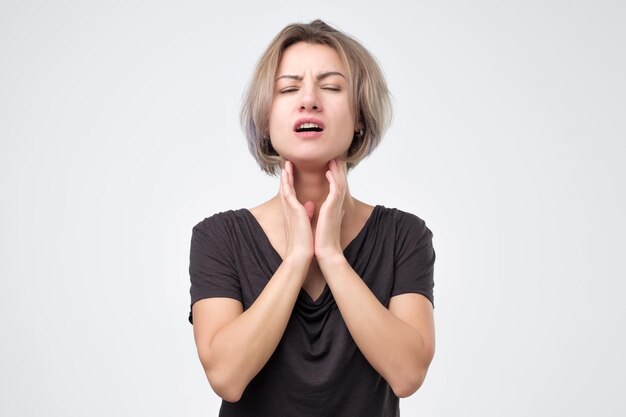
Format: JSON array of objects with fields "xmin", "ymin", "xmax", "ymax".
[{"xmin": 276, "ymin": 42, "xmax": 346, "ymax": 75}]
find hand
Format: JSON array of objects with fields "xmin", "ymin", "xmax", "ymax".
[
  {"xmin": 315, "ymin": 159, "xmax": 347, "ymax": 261},
  {"xmin": 280, "ymin": 160, "xmax": 315, "ymax": 263}
]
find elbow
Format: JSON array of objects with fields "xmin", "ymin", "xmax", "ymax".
[
  {"xmin": 391, "ymin": 368, "xmax": 428, "ymax": 399},
  {"xmin": 204, "ymin": 367, "xmax": 245, "ymax": 403},
  {"xmin": 214, "ymin": 384, "xmax": 244, "ymax": 403},
  {"xmin": 197, "ymin": 349, "xmax": 245, "ymax": 402},
  {"xmin": 393, "ymin": 337, "xmax": 435, "ymax": 398}
]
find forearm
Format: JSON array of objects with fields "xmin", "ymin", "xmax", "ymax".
[
  {"xmin": 318, "ymin": 254, "xmax": 432, "ymax": 397},
  {"xmin": 204, "ymin": 255, "xmax": 310, "ymax": 401}
]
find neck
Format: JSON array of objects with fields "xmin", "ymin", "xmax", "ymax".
[{"xmin": 277, "ymin": 162, "xmax": 356, "ymax": 224}]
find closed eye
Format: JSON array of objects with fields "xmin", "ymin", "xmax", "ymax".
[
  {"xmin": 279, "ymin": 87, "xmax": 299, "ymax": 94},
  {"xmin": 322, "ymin": 85, "xmax": 341, "ymax": 91}
]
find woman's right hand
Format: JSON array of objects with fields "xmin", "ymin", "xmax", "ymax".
[{"xmin": 280, "ymin": 160, "xmax": 315, "ymax": 263}]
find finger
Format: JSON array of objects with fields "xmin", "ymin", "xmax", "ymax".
[
  {"xmin": 333, "ymin": 158, "xmax": 347, "ymax": 185},
  {"xmin": 281, "ymin": 170, "xmax": 299, "ymax": 209},
  {"xmin": 329, "ymin": 162, "xmax": 345, "ymax": 196},
  {"xmin": 280, "ymin": 167, "xmax": 289, "ymax": 199},
  {"xmin": 328, "ymin": 158, "xmax": 337, "ymax": 174},
  {"xmin": 287, "ymin": 160, "xmax": 295, "ymax": 190},
  {"xmin": 282, "ymin": 172, "xmax": 305, "ymax": 212},
  {"xmin": 325, "ymin": 168, "xmax": 335, "ymax": 191},
  {"xmin": 325, "ymin": 169, "xmax": 339, "ymax": 205},
  {"xmin": 333, "ymin": 158, "xmax": 347, "ymax": 194},
  {"xmin": 283, "ymin": 165, "xmax": 295, "ymax": 195},
  {"xmin": 338, "ymin": 158, "xmax": 347, "ymax": 173},
  {"xmin": 328, "ymin": 159, "xmax": 343, "ymax": 186},
  {"xmin": 304, "ymin": 201, "xmax": 315, "ymax": 220},
  {"xmin": 282, "ymin": 165, "xmax": 299, "ymax": 205}
]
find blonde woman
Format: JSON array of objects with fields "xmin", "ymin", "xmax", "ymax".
[{"xmin": 189, "ymin": 20, "xmax": 436, "ymax": 417}]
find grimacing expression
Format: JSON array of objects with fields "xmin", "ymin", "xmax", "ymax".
[{"xmin": 268, "ymin": 42, "xmax": 358, "ymax": 169}]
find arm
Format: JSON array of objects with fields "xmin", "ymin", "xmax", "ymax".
[
  {"xmin": 192, "ymin": 161, "xmax": 314, "ymax": 402},
  {"xmin": 315, "ymin": 159, "xmax": 435, "ymax": 397},
  {"xmin": 317, "ymin": 256, "xmax": 435, "ymax": 397},
  {"xmin": 192, "ymin": 255, "xmax": 310, "ymax": 402}
]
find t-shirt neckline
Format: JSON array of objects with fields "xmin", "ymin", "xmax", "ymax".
[
  {"xmin": 242, "ymin": 204, "xmax": 381, "ymax": 263},
  {"xmin": 242, "ymin": 205, "xmax": 382, "ymax": 304}
]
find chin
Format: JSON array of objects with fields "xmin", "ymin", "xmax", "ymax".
[
  {"xmin": 274, "ymin": 141, "xmax": 350, "ymax": 168},
  {"xmin": 286, "ymin": 158, "xmax": 329, "ymax": 171},
  {"xmin": 278, "ymin": 158, "xmax": 322, "ymax": 172}
]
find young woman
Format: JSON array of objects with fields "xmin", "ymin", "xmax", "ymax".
[{"xmin": 189, "ymin": 20, "xmax": 436, "ymax": 417}]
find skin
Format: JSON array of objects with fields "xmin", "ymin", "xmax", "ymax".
[{"xmin": 192, "ymin": 42, "xmax": 435, "ymax": 403}]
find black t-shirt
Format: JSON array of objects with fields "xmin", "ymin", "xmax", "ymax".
[{"xmin": 189, "ymin": 205, "xmax": 435, "ymax": 417}]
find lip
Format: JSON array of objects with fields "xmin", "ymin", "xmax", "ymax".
[
  {"xmin": 293, "ymin": 117, "xmax": 325, "ymax": 139},
  {"xmin": 293, "ymin": 118, "xmax": 325, "ymax": 131}
]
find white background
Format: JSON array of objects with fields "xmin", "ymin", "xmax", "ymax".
[{"xmin": 1, "ymin": 1, "xmax": 625, "ymax": 416}]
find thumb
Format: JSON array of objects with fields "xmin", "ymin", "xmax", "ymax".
[{"xmin": 304, "ymin": 201, "xmax": 315, "ymax": 221}]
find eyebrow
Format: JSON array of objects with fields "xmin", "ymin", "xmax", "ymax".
[{"xmin": 275, "ymin": 71, "xmax": 346, "ymax": 82}]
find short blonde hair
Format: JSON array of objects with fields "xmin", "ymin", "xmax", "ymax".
[{"xmin": 241, "ymin": 19, "xmax": 392, "ymax": 175}]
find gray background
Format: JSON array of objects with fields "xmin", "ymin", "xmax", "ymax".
[{"xmin": 1, "ymin": 0, "xmax": 625, "ymax": 415}]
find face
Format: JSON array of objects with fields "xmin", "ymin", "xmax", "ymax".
[{"xmin": 268, "ymin": 42, "xmax": 357, "ymax": 169}]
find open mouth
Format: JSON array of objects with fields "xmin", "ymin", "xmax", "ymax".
[{"xmin": 295, "ymin": 122, "xmax": 323, "ymax": 133}]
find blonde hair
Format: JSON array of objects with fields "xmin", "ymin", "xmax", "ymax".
[{"xmin": 241, "ymin": 19, "xmax": 392, "ymax": 175}]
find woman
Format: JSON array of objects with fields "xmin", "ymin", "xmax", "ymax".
[{"xmin": 189, "ymin": 20, "xmax": 435, "ymax": 416}]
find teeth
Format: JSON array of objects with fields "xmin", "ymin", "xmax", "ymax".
[{"xmin": 298, "ymin": 122, "xmax": 320, "ymax": 129}]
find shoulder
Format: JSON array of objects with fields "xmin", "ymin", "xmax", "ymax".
[
  {"xmin": 190, "ymin": 209, "xmax": 254, "ymax": 258},
  {"xmin": 375, "ymin": 206, "xmax": 433, "ymax": 239},
  {"xmin": 192, "ymin": 209, "xmax": 249, "ymax": 235}
]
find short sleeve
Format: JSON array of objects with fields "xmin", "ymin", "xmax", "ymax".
[
  {"xmin": 391, "ymin": 212, "xmax": 436, "ymax": 307},
  {"xmin": 188, "ymin": 215, "xmax": 242, "ymax": 324}
]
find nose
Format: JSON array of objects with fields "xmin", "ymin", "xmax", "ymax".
[{"xmin": 299, "ymin": 87, "xmax": 321, "ymax": 112}]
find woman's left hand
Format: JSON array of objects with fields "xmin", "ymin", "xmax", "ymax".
[{"xmin": 315, "ymin": 158, "xmax": 347, "ymax": 261}]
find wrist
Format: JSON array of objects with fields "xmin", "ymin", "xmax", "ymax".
[
  {"xmin": 315, "ymin": 250, "xmax": 346, "ymax": 270},
  {"xmin": 283, "ymin": 251, "xmax": 314, "ymax": 271}
]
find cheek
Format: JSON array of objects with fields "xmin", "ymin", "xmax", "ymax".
[
  {"xmin": 267, "ymin": 105, "xmax": 280, "ymax": 135},
  {"xmin": 333, "ymin": 98, "xmax": 356, "ymax": 126},
  {"xmin": 269, "ymin": 100, "xmax": 288, "ymax": 127}
]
